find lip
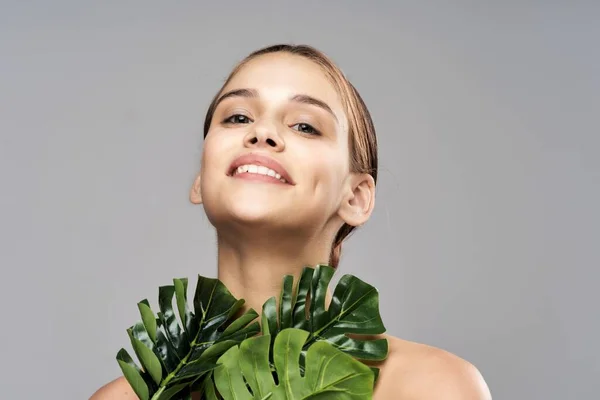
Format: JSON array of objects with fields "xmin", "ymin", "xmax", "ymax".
[{"xmin": 227, "ymin": 153, "xmax": 295, "ymax": 185}]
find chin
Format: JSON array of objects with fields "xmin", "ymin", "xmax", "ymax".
[
  {"xmin": 204, "ymin": 196, "xmax": 289, "ymax": 229},
  {"xmin": 228, "ymin": 203, "xmax": 283, "ymax": 224}
]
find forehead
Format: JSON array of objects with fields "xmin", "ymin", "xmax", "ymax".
[{"xmin": 223, "ymin": 53, "xmax": 344, "ymax": 116}]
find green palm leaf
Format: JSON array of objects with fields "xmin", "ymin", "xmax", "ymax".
[
  {"xmin": 116, "ymin": 275, "xmax": 261, "ymax": 400},
  {"xmin": 214, "ymin": 328, "xmax": 375, "ymax": 400},
  {"xmin": 262, "ymin": 265, "xmax": 388, "ymax": 378}
]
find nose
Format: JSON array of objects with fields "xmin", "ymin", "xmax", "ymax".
[{"xmin": 243, "ymin": 121, "xmax": 285, "ymax": 151}]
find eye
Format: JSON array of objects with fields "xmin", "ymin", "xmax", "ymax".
[
  {"xmin": 291, "ymin": 122, "xmax": 320, "ymax": 136},
  {"xmin": 223, "ymin": 114, "xmax": 252, "ymax": 124}
]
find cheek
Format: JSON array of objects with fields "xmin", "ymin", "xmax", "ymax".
[
  {"xmin": 309, "ymin": 159, "xmax": 348, "ymax": 207},
  {"xmin": 202, "ymin": 131, "xmax": 232, "ymax": 171},
  {"xmin": 311, "ymin": 142, "xmax": 349, "ymax": 184},
  {"xmin": 199, "ymin": 134, "xmax": 228, "ymax": 195},
  {"xmin": 297, "ymin": 140, "xmax": 349, "ymax": 195}
]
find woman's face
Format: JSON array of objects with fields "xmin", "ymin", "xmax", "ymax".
[{"xmin": 197, "ymin": 53, "xmax": 354, "ymax": 236}]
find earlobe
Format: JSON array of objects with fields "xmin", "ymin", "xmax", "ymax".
[
  {"xmin": 338, "ymin": 173, "xmax": 375, "ymax": 227},
  {"xmin": 189, "ymin": 173, "xmax": 203, "ymax": 205}
]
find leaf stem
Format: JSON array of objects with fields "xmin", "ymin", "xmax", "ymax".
[{"xmin": 149, "ymin": 327, "xmax": 210, "ymax": 399}]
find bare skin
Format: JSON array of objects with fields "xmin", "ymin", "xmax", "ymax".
[
  {"xmin": 90, "ymin": 53, "xmax": 491, "ymax": 399},
  {"xmin": 90, "ymin": 334, "xmax": 490, "ymax": 399}
]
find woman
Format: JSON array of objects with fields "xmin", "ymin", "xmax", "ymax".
[{"xmin": 91, "ymin": 44, "xmax": 491, "ymax": 399}]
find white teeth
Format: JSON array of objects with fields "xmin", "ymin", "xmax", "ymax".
[{"xmin": 233, "ymin": 164, "xmax": 287, "ymax": 183}]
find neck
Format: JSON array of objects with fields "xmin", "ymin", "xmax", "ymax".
[{"xmin": 215, "ymin": 230, "xmax": 333, "ymax": 315}]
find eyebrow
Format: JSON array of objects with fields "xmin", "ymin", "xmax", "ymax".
[
  {"xmin": 214, "ymin": 88, "xmax": 338, "ymax": 121},
  {"xmin": 216, "ymin": 88, "xmax": 258, "ymax": 104}
]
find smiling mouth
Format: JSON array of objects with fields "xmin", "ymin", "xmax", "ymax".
[
  {"xmin": 231, "ymin": 164, "xmax": 289, "ymax": 184},
  {"xmin": 227, "ymin": 153, "xmax": 295, "ymax": 185}
]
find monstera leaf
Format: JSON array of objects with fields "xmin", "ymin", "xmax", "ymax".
[
  {"xmin": 116, "ymin": 275, "xmax": 261, "ymax": 400},
  {"xmin": 261, "ymin": 265, "xmax": 388, "ymax": 379},
  {"xmin": 207, "ymin": 328, "xmax": 375, "ymax": 400}
]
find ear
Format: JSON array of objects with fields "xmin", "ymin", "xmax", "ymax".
[
  {"xmin": 337, "ymin": 173, "xmax": 375, "ymax": 227},
  {"xmin": 189, "ymin": 172, "xmax": 203, "ymax": 205}
]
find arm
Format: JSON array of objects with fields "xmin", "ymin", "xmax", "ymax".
[
  {"xmin": 404, "ymin": 351, "xmax": 492, "ymax": 400},
  {"xmin": 432, "ymin": 360, "xmax": 492, "ymax": 400},
  {"xmin": 89, "ymin": 377, "xmax": 140, "ymax": 400},
  {"xmin": 377, "ymin": 344, "xmax": 492, "ymax": 400}
]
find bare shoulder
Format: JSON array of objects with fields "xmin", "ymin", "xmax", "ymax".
[
  {"xmin": 90, "ymin": 337, "xmax": 491, "ymax": 400},
  {"xmin": 89, "ymin": 377, "xmax": 139, "ymax": 400},
  {"xmin": 89, "ymin": 377, "xmax": 202, "ymax": 400},
  {"xmin": 374, "ymin": 334, "xmax": 492, "ymax": 399}
]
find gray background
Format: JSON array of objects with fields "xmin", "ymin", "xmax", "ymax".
[{"xmin": 1, "ymin": 1, "xmax": 598, "ymax": 399}]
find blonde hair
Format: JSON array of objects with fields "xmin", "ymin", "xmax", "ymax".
[{"xmin": 203, "ymin": 44, "xmax": 378, "ymax": 268}]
